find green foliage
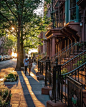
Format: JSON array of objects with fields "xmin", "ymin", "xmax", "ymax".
[
  {"xmin": 73, "ymin": 54, "xmax": 86, "ymax": 69},
  {"xmin": 61, "ymin": 68, "xmax": 68, "ymax": 74},
  {"xmin": 5, "ymin": 73, "xmax": 18, "ymax": 82},
  {"xmin": 2, "ymin": 90, "xmax": 8, "ymax": 100},
  {"xmin": 44, "ymin": 0, "xmax": 51, "ymax": 4},
  {"xmin": 0, "ymin": 88, "xmax": 10, "ymax": 107},
  {"xmin": 0, "ymin": 0, "xmax": 52, "ymax": 68}
]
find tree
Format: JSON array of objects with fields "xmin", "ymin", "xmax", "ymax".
[
  {"xmin": 0, "ymin": 0, "xmax": 51, "ymax": 70},
  {"xmin": 0, "ymin": 0, "xmax": 42, "ymax": 70}
]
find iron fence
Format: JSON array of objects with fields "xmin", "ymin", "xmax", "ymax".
[
  {"xmin": 67, "ymin": 76, "xmax": 83, "ymax": 107},
  {"xmin": 61, "ymin": 50, "xmax": 86, "ymax": 73}
]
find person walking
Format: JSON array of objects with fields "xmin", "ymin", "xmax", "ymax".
[{"xmin": 23, "ymin": 56, "xmax": 29, "ymax": 75}]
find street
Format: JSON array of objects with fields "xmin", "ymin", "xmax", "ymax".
[{"xmin": 0, "ymin": 58, "xmax": 17, "ymax": 71}]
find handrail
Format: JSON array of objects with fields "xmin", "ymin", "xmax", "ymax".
[
  {"xmin": 51, "ymin": 60, "xmax": 85, "ymax": 105},
  {"xmin": 67, "ymin": 76, "xmax": 82, "ymax": 86},
  {"xmin": 57, "ymin": 41, "xmax": 82, "ymax": 58},
  {"xmin": 51, "ymin": 42, "xmax": 75, "ymax": 58},
  {"xmin": 58, "ymin": 41, "xmax": 86, "ymax": 64},
  {"xmin": 51, "ymin": 41, "xmax": 86, "ymax": 65},
  {"xmin": 62, "ymin": 62, "xmax": 86, "ymax": 76},
  {"xmin": 62, "ymin": 50, "xmax": 86, "ymax": 66}
]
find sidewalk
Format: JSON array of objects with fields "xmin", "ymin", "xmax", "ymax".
[{"xmin": 6, "ymin": 63, "xmax": 50, "ymax": 107}]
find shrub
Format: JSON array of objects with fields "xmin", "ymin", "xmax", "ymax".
[
  {"xmin": 61, "ymin": 68, "xmax": 68, "ymax": 74},
  {"xmin": 0, "ymin": 88, "xmax": 11, "ymax": 107},
  {"xmin": 5, "ymin": 73, "xmax": 18, "ymax": 82},
  {"xmin": 2, "ymin": 90, "xmax": 8, "ymax": 100}
]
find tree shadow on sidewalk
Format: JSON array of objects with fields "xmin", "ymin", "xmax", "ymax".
[
  {"xmin": 22, "ymin": 70, "xmax": 50, "ymax": 107},
  {"xmin": 21, "ymin": 70, "xmax": 47, "ymax": 107}
]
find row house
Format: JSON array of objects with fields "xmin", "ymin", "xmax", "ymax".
[
  {"xmin": 45, "ymin": 0, "xmax": 86, "ymax": 58},
  {"xmin": 0, "ymin": 37, "xmax": 12, "ymax": 55},
  {"xmin": 38, "ymin": 32, "xmax": 47, "ymax": 58}
]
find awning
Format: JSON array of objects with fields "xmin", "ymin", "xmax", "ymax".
[
  {"xmin": 45, "ymin": 28, "xmax": 64, "ymax": 39},
  {"xmin": 61, "ymin": 22, "xmax": 80, "ymax": 40}
]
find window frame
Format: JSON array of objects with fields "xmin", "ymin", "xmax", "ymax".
[{"xmin": 69, "ymin": 0, "xmax": 77, "ymax": 21}]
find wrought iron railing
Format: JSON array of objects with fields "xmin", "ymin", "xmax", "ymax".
[
  {"xmin": 38, "ymin": 57, "xmax": 53, "ymax": 87},
  {"xmin": 38, "ymin": 56, "xmax": 47, "ymax": 73},
  {"xmin": 52, "ymin": 62, "xmax": 86, "ymax": 106},
  {"xmin": 58, "ymin": 41, "xmax": 86, "ymax": 64},
  {"xmin": 61, "ymin": 50, "xmax": 86, "ymax": 73},
  {"xmin": 67, "ymin": 76, "xmax": 83, "ymax": 107},
  {"xmin": 51, "ymin": 41, "xmax": 86, "ymax": 65},
  {"xmin": 51, "ymin": 42, "xmax": 74, "ymax": 62},
  {"xmin": 38, "ymin": 41, "xmax": 86, "ymax": 106}
]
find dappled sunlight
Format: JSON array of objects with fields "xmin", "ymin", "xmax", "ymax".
[
  {"xmin": 10, "ymin": 79, "xmax": 28, "ymax": 107},
  {"xmin": 21, "ymin": 71, "xmax": 45, "ymax": 107},
  {"xmin": 34, "ymin": 68, "xmax": 38, "ymax": 73},
  {"xmin": 30, "ymin": 72, "xmax": 39, "ymax": 82},
  {"xmin": 0, "ymin": 67, "xmax": 16, "ymax": 78}
]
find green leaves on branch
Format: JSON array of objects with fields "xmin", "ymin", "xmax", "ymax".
[{"xmin": 44, "ymin": 0, "xmax": 51, "ymax": 4}]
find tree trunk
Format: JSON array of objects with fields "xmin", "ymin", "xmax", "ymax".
[
  {"xmin": 15, "ymin": 25, "xmax": 21, "ymax": 71},
  {"xmin": 20, "ymin": 39, "xmax": 24, "ymax": 67},
  {"xmin": 20, "ymin": 27, "xmax": 24, "ymax": 67}
]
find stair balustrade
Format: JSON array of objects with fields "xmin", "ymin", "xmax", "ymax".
[
  {"xmin": 61, "ymin": 50, "xmax": 86, "ymax": 73},
  {"xmin": 51, "ymin": 41, "xmax": 86, "ymax": 65},
  {"xmin": 51, "ymin": 62, "xmax": 86, "ymax": 106}
]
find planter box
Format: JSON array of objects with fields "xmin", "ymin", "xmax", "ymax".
[{"xmin": 4, "ymin": 79, "xmax": 19, "ymax": 88}]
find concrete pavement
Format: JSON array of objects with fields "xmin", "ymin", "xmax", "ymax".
[{"xmin": 6, "ymin": 63, "xmax": 50, "ymax": 107}]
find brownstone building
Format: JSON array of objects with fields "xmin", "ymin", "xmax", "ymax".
[{"xmin": 45, "ymin": 0, "xmax": 86, "ymax": 58}]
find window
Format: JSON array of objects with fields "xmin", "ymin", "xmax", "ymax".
[{"xmin": 70, "ymin": 0, "xmax": 76, "ymax": 20}]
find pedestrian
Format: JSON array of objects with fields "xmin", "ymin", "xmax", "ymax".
[{"xmin": 23, "ymin": 56, "xmax": 29, "ymax": 75}]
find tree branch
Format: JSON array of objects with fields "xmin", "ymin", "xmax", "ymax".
[
  {"xmin": 5, "ymin": 0, "xmax": 18, "ymax": 20},
  {"xmin": 13, "ymin": 0, "xmax": 19, "ymax": 12},
  {"xmin": 0, "ymin": 12, "xmax": 12, "ymax": 25}
]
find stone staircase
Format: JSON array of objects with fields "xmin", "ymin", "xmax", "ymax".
[
  {"xmin": 50, "ymin": 42, "xmax": 86, "ymax": 106},
  {"xmin": 51, "ymin": 41, "xmax": 86, "ymax": 67}
]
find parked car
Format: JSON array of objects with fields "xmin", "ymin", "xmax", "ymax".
[
  {"xmin": 5, "ymin": 55, "xmax": 9, "ymax": 60},
  {"xmin": 0, "ymin": 55, "xmax": 3, "ymax": 61},
  {"xmin": 3, "ymin": 55, "xmax": 6, "ymax": 60},
  {"xmin": 7, "ymin": 55, "xmax": 10, "ymax": 60}
]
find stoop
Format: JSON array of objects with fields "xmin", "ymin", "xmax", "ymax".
[
  {"xmin": 37, "ymin": 74, "xmax": 44, "ymax": 80},
  {"xmin": 41, "ymin": 86, "xmax": 52, "ymax": 95},
  {"xmin": 36, "ymin": 72, "xmax": 44, "ymax": 80}
]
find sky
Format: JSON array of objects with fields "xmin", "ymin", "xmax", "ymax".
[{"xmin": 34, "ymin": 0, "xmax": 44, "ymax": 17}]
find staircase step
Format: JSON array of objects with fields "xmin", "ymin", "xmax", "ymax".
[
  {"xmin": 61, "ymin": 61, "xmax": 67, "ymax": 63},
  {"xmin": 70, "ymin": 55, "xmax": 75, "ymax": 58},
  {"xmin": 74, "ymin": 53, "xmax": 79, "ymax": 55},
  {"xmin": 72, "ymin": 76, "xmax": 85, "ymax": 85},
  {"xmin": 62, "ymin": 58, "xmax": 71, "ymax": 62}
]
